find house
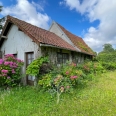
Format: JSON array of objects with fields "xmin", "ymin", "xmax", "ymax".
[
  {"xmin": 49, "ymin": 21, "xmax": 94, "ymax": 63},
  {"xmin": 0, "ymin": 15, "xmax": 95, "ymax": 85}
]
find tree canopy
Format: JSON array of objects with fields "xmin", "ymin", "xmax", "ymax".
[
  {"xmin": 97, "ymin": 43, "xmax": 116, "ymax": 64},
  {"xmin": 103, "ymin": 43, "xmax": 114, "ymax": 52}
]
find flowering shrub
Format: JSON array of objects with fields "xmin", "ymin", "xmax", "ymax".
[
  {"xmin": 82, "ymin": 61, "xmax": 104, "ymax": 75},
  {"xmin": 0, "ymin": 54, "xmax": 24, "ymax": 87},
  {"xmin": 61, "ymin": 62, "xmax": 83, "ymax": 86},
  {"xmin": 38, "ymin": 61, "xmax": 105, "ymax": 104},
  {"xmin": 39, "ymin": 72, "xmax": 72, "ymax": 104},
  {"xmin": 39, "ymin": 62, "xmax": 82, "ymax": 90},
  {"xmin": 38, "ymin": 61, "xmax": 104, "ymax": 90},
  {"xmin": 38, "ymin": 62, "xmax": 83, "ymax": 103}
]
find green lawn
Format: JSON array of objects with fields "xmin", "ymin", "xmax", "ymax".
[{"xmin": 0, "ymin": 71, "xmax": 116, "ymax": 116}]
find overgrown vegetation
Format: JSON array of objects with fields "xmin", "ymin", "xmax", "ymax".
[
  {"xmin": 26, "ymin": 56, "xmax": 49, "ymax": 76},
  {"xmin": 1, "ymin": 43, "xmax": 116, "ymax": 115},
  {"xmin": 97, "ymin": 43, "xmax": 116, "ymax": 70},
  {"xmin": 0, "ymin": 71, "xmax": 116, "ymax": 116},
  {"xmin": 38, "ymin": 60, "xmax": 105, "ymax": 104}
]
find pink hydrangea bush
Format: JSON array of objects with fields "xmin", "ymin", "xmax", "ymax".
[
  {"xmin": 0, "ymin": 54, "xmax": 24, "ymax": 87},
  {"xmin": 62, "ymin": 62, "xmax": 83, "ymax": 86},
  {"xmin": 38, "ymin": 62, "xmax": 82, "ymax": 104},
  {"xmin": 39, "ymin": 62, "xmax": 83, "ymax": 92}
]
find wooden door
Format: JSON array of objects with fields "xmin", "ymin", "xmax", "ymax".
[{"xmin": 26, "ymin": 52, "xmax": 34, "ymax": 85}]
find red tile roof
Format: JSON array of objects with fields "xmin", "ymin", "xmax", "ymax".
[
  {"xmin": 57, "ymin": 23, "xmax": 95, "ymax": 55},
  {"xmin": 2, "ymin": 15, "xmax": 77, "ymax": 51}
]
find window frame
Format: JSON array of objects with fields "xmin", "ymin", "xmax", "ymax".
[{"xmin": 57, "ymin": 52, "xmax": 69, "ymax": 64}]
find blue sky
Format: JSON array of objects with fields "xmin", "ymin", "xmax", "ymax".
[{"xmin": 0, "ymin": 0, "xmax": 116, "ymax": 52}]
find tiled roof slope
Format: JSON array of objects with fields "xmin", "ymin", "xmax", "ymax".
[
  {"xmin": 57, "ymin": 23, "xmax": 95, "ymax": 55},
  {"xmin": 4, "ymin": 15, "xmax": 77, "ymax": 51}
]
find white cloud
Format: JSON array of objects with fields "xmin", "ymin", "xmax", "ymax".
[
  {"xmin": 1, "ymin": 0, "xmax": 50, "ymax": 29},
  {"xmin": 60, "ymin": 0, "xmax": 98, "ymax": 14},
  {"xmin": 60, "ymin": 0, "xmax": 116, "ymax": 52}
]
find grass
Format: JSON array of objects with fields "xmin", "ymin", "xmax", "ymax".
[{"xmin": 0, "ymin": 71, "xmax": 116, "ymax": 116}]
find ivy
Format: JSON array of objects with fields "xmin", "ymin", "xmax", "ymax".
[{"xmin": 26, "ymin": 56, "xmax": 49, "ymax": 76}]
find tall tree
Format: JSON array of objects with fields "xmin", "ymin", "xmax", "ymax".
[{"xmin": 103, "ymin": 44, "xmax": 114, "ymax": 52}]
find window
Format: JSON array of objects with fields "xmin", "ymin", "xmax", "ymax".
[
  {"xmin": 71, "ymin": 52, "xmax": 79, "ymax": 63},
  {"xmin": 13, "ymin": 54, "xmax": 17, "ymax": 58},
  {"xmin": 57, "ymin": 53, "xmax": 69, "ymax": 64}
]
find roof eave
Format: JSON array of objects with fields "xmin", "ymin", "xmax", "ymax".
[{"xmin": 40, "ymin": 43, "xmax": 77, "ymax": 52}]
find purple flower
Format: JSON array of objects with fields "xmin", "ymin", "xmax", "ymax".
[
  {"xmin": 7, "ymin": 76, "xmax": 10, "ymax": 79},
  {"xmin": 13, "ymin": 62, "xmax": 16, "ymax": 65},
  {"xmin": 1, "ymin": 69, "xmax": 8, "ymax": 73},
  {"xmin": 0, "ymin": 59, "xmax": 4, "ymax": 64},
  {"xmin": 4, "ymin": 61, "xmax": 9, "ymax": 65},
  {"xmin": 12, "ymin": 65, "xmax": 17, "ymax": 68},
  {"xmin": 9, "ymin": 61, "xmax": 13, "ymax": 65},
  {"xmin": 5, "ymin": 54, "xmax": 14, "ymax": 57},
  {"xmin": 10, "ymin": 64, "xmax": 13, "ymax": 67},
  {"xmin": 12, "ymin": 69, "xmax": 15, "ymax": 74}
]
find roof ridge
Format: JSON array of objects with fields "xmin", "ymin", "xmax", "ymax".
[{"xmin": 7, "ymin": 15, "xmax": 49, "ymax": 32}]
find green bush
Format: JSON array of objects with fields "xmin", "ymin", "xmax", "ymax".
[
  {"xmin": 26, "ymin": 56, "xmax": 49, "ymax": 76},
  {"xmin": 98, "ymin": 52, "xmax": 116, "ymax": 63},
  {"xmin": 38, "ymin": 60, "xmax": 105, "ymax": 104},
  {"xmin": 38, "ymin": 63, "xmax": 83, "ymax": 90},
  {"xmin": 81, "ymin": 61, "xmax": 104, "ymax": 75},
  {"xmin": 97, "ymin": 52, "xmax": 116, "ymax": 70},
  {"xmin": 38, "ymin": 61, "xmax": 105, "ymax": 91},
  {"xmin": 38, "ymin": 63, "xmax": 81, "ymax": 104},
  {"xmin": 101, "ymin": 62, "xmax": 116, "ymax": 70}
]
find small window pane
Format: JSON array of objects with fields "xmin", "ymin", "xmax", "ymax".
[
  {"xmin": 57, "ymin": 52, "xmax": 69, "ymax": 64},
  {"xmin": 57, "ymin": 53, "xmax": 62, "ymax": 58},
  {"xmin": 31, "ymin": 53, "xmax": 34, "ymax": 59},
  {"xmin": 32, "ymin": 76, "xmax": 35, "ymax": 81},
  {"xmin": 63, "ymin": 54, "xmax": 69, "ymax": 59},
  {"xmin": 28, "ymin": 54, "xmax": 31, "ymax": 59},
  {"xmin": 57, "ymin": 59, "xmax": 62, "ymax": 64},
  {"xmin": 28, "ymin": 60, "xmax": 32, "ymax": 64}
]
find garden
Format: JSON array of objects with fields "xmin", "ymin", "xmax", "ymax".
[{"xmin": 1, "ymin": 44, "xmax": 116, "ymax": 116}]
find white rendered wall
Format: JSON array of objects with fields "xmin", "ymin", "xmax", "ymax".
[
  {"xmin": 49, "ymin": 22, "xmax": 74, "ymax": 46},
  {"xmin": 1, "ymin": 24, "xmax": 41, "ymax": 84}
]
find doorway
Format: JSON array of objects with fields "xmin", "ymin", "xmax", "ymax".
[{"xmin": 26, "ymin": 52, "xmax": 34, "ymax": 85}]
